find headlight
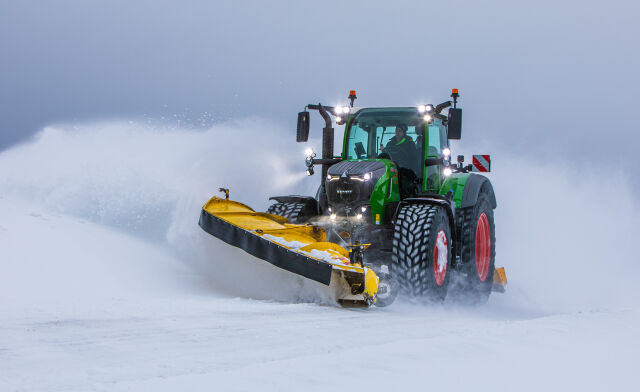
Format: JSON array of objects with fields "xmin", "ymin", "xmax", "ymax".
[
  {"xmin": 350, "ymin": 168, "xmax": 384, "ymax": 182},
  {"xmin": 418, "ymin": 105, "xmax": 426, "ymax": 113},
  {"xmin": 350, "ymin": 172, "xmax": 372, "ymax": 182},
  {"xmin": 442, "ymin": 148, "xmax": 451, "ymax": 157},
  {"xmin": 423, "ymin": 114, "xmax": 433, "ymax": 123},
  {"xmin": 356, "ymin": 214, "xmax": 363, "ymax": 220},
  {"xmin": 330, "ymin": 213, "xmax": 337, "ymax": 220},
  {"xmin": 443, "ymin": 167, "xmax": 452, "ymax": 177},
  {"xmin": 305, "ymin": 148, "xmax": 314, "ymax": 157},
  {"xmin": 335, "ymin": 106, "xmax": 349, "ymax": 114}
]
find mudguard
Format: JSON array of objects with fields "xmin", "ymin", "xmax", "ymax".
[
  {"xmin": 268, "ymin": 195, "xmax": 318, "ymax": 206},
  {"xmin": 461, "ymin": 174, "xmax": 497, "ymax": 209}
]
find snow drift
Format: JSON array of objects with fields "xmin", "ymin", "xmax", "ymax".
[
  {"xmin": 0, "ymin": 119, "xmax": 637, "ymax": 313},
  {"xmin": 0, "ymin": 119, "xmax": 332, "ymax": 308}
]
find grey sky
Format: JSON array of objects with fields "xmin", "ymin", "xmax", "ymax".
[{"xmin": 1, "ymin": 0, "xmax": 639, "ymax": 192}]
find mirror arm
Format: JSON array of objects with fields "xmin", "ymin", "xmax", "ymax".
[
  {"xmin": 311, "ymin": 158, "xmax": 341, "ymax": 165},
  {"xmin": 435, "ymin": 101, "xmax": 452, "ymax": 114},
  {"xmin": 307, "ymin": 104, "xmax": 337, "ymax": 118},
  {"xmin": 317, "ymin": 104, "xmax": 332, "ymax": 129},
  {"xmin": 304, "ymin": 103, "xmax": 335, "ymax": 181}
]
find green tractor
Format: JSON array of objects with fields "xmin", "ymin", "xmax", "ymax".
[{"xmin": 267, "ymin": 90, "xmax": 503, "ymax": 306}]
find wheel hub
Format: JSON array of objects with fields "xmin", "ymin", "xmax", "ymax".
[
  {"xmin": 475, "ymin": 213, "xmax": 491, "ymax": 281},
  {"xmin": 433, "ymin": 230, "xmax": 448, "ymax": 286}
]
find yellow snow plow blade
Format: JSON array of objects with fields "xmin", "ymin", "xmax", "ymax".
[{"xmin": 198, "ymin": 196, "xmax": 379, "ymax": 307}]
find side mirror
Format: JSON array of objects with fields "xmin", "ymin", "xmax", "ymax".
[
  {"xmin": 447, "ymin": 108, "xmax": 462, "ymax": 140},
  {"xmin": 297, "ymin": 111, "xmax": 310, "ymax": 142},
  {"xmin": 425, "ymin": 157, "xmax": 444, "ymax": 167}
]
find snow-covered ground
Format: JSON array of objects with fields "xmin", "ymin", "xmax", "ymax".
[{"xmin": 1, "ymin": 122, "xmax": 638, "ymax": 391}]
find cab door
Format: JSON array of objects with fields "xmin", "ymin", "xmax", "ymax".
[{"xmin": 423, "ymin": 121, "xmax": 448, "ymax": 192}]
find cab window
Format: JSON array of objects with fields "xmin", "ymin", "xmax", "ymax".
[
  {"xmin": 425, "ymin": 123, "xmax": 446, "ymax": 190},
  {"xmin": 345, "ymin": 124, "xmax": 369, "ymax": 159}
]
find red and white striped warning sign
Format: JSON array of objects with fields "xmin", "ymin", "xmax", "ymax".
[{"xmin": 472, "ymin": 155, "xmax": 491, "ymax": 172}]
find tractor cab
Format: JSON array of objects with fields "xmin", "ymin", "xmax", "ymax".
[
  {"xmin": 344, "ymin": 108, "xmax": 422, "ymax": 172},
  {"xmin": 296, "ymin": 91, "xmax": 463, "ymax": 222},
  {"xmin": 343, "ymin": 107, "xmax": 451, "ymax": 195}
]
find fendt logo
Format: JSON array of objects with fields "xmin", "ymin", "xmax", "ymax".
[{"xmin": 336, "ymin": 189, "xmax": 353, "ymax": 195}]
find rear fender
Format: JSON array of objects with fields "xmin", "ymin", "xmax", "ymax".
[{"xmin": 460, "ymin": 174, "xmax": 497, "ymax": 209}]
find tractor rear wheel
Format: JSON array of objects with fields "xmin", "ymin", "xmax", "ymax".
[
  {"xmin": 266, "ymin": 201, "xmax": 316, "ymax": 224},
  {"xmin": 453, "ymin": 185, "xmax": 496, "ymax": 304},
  {"xmin": 392, "ymin": 204, "xmax": 451, "ymax": 302}
]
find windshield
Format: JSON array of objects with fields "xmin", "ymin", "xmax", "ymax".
[{"xmin": 345, "ymin": 108, "xmax": 425, "ymax": 173}]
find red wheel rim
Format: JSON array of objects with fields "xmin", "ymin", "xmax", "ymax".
[
  {"xmin": 433, "ymin": 230, "xmax": 448, "ymax": 286},
  {"xmin": 475, "ymin": 213, "xmax": 491, "ymax": 281}
]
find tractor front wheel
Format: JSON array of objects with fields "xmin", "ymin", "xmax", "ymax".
[
  {"xmin": 266, "ymin": 201, "xmax": 316, "ymax": 224},
  {"xmin": 392, "ymin": 204, "xmax": 451, "ymax": 302}
]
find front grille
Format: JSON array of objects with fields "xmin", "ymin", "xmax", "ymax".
[{"xmin": 328, "ymin": 179, "xmax": 360, "ymax": 204}]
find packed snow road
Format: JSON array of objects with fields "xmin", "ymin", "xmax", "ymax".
[
  {"xmin": 2, "ymin": 298, "xmax": 637, "ymax": 391},
  {"xmin": 1, "ymin": 122, "xmax": 638, "ymax": 391}
]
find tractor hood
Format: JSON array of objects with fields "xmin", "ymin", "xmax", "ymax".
[
  {"xmin": 326, "ymin": 160, "xmax": 389, "ymax": 212},
  {"xmin": 327, "ymin": 160, "xmax": 386, "ymax": 177}
]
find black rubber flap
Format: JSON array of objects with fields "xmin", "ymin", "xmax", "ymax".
[{"xmin": 198, "ymin": 209, "xmax": 333, "ymax": 285}]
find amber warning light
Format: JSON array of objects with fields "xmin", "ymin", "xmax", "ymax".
[
  {"xmin": 451, "ymin": 88, "xmax": 460, "ymax": 108},
  {"xmin": 348, "ymin": 90, "xmax": 357, "ymax": 107}
]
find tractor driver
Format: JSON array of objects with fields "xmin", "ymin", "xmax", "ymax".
[{"xmin": 383, "ymin": 124, "xmax": 417, "ymax": 172}]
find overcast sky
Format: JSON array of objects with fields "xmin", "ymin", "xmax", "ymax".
[{"xmin": 1, "ymin": 0, "xmax": 639, "ymax": 191}]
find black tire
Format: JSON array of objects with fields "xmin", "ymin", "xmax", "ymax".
[
  {"xmin": 451, "ymin": 184, "xmax": 496, "ymax": 304},
  {"xmin": 373, "ymin": 269, "xmax": 398, "ymax": 307},
  {"xmin": 392, "ymin": 204, "xmax": 452, "ymax": 302},
  {"xmin": 266, "ymin": 201, "xmax": 315, "ymax": 224}
]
